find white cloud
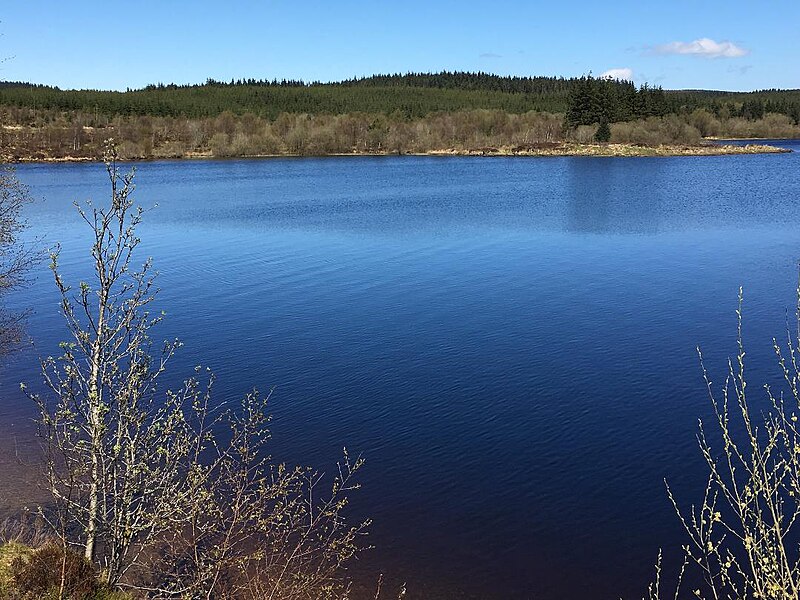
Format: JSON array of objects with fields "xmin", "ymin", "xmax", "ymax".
[
  {"xmin": 479, "ymin": 52, "xmax": 502, "ymax": 59},
  {"xmin": 600, "ymin": 67, "xmax": 634, "ymax": 81},
  {"xmin": 654, "ymin": 38, "xmax": 748, "ymax": 59}
]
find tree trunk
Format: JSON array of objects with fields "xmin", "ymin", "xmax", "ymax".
[{"xmin": 85, "ymin": 291, "xmax": 107, "ymax": 562}]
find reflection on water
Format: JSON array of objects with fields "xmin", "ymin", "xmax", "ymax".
[
  {"xmin": 2, "ymin": 143, "xmax": 800, "ymax": 599},
  {"xmin": 566, "ymin": 157, "xmax": 666, "ymax": 234}
]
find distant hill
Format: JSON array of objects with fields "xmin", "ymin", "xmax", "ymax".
[{"xmin": 0, "ymin": 71, "xmax": 798, "ymax": 123}]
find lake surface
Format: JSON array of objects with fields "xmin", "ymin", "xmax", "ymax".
[{"xmin": 2, "ymin": 142, "xmax": 800, "ymax": 598}]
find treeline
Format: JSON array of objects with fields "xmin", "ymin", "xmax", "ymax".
[
  {"xmin": 0, "ymin": 72, "xmax": 605, "ymax": 119},
  {"xmin": 2, "ymin": 105, "xmax": 798, "ymax": 161},
  {"xmin": 337, "ymin": 71, "xmax": 579, "ymax": 94},
  {"xmin": 1, "ymin": 71, "xmax": 798, "ymax": 123},
  {"xmin": 566, "ymin": 75, "xmax": 800, "ymax": 127},
  {"xmin": 165, "ymin": 71, "xmax": 581, "ymax": 95},
  {"xmin": 0, "ymin": 78, "xmax": 571, "ymax": 121},
  {"xmin": 565, "ymin": 77, "xmax": 670, "ymax": 126},
  {"xmin": 1, "ymin": 71, "xmax": 799, "ymax": 160},
  {"xmin": 672, "ymin": 89, "xmax": 800, "ymax": 123}
]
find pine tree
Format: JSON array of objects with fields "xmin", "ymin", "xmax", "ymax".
[{"xmin": 594, "ymin": 119, "xmax": 611, "ymax": 142}]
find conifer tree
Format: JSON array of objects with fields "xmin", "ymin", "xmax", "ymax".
[{"xmin": 594, "ymin": 119, "xmax": 611, "ymax": 142}]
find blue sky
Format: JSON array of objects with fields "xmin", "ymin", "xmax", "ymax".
[{"xmin": 1, "ymin": 1, "xmax": 798, "ymax": 91}]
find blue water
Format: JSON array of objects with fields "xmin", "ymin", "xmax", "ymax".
[{"xmin": 2, "ymin": 142, "xmax": 800, "ymax": 598}]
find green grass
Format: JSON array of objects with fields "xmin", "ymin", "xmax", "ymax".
[{"xmin": 0, "ymin": 543, "xmax": 32, "ymax": 597}]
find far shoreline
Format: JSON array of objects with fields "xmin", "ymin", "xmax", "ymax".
[{"xmin": 1, "ymin": 141, "xmax": 792, "ymax": 164}]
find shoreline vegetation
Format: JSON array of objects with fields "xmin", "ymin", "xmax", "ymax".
[
  {"xmin": 429, "ymin": 141, "xmax": 791, "ymax": 156},
  {"xmin": 1, "ymin": 140, "xmax": 791, "ymax": 163},
  {"xmin": 0, "ymin": 148, "xmax": 378, "ymax": 600},
  {"xmin": 1, "ymin": 72, "xmax": 799, "ymax": 163}
]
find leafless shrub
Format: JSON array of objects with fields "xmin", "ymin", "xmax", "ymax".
[
  {"xmin": 663, "ymin": 283, "xmax": 800, "ymax": 599},
  {"xmin": 611, "ymin": 116, "xmax": 701, "ymax": 145},
  {"xmin": 0, "ymin": 164, "xmax": 36, "ymax": 354},
  {"xmin": 568, "ymin": 125, "xmax": 597, "ymax": 143},
  {"xmin": 636, "ymin": 550, "xmax": 687, "ymax": 600},
  {"xmin": 29, "ymin": 141, "xmax": 370, "ymax": 596}
]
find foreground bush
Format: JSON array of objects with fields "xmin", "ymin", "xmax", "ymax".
[
  {"xmin": 0, "ymin": 543, "xmax": 31, "ymax": 597},
  {"xmin": 27, "ymin": 143, "xmax": 368, "ymax": 598},
  {"xmin": 643, "ymin": 286, "xmax": 800, "ymax": 599},
  {"xmin": 9, "ymin": 543, "xmax": 99, "ymax": 599}
]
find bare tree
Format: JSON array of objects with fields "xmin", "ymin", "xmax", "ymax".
[
  {"xmin": 660, "ymin": 285, "xmax": 800, "ymax": 599},
  {"xmin": 30, "ymin": 139, "xmax": 189, "ymax": 580},
  {"xmin": 30, "ymin": 140, "xmax": 369, "ymax": 596},
  {"xmin": 0, "ymin": 164, "xmax": 34, "ymax": 355},
  {"xmin": 142, "ymin": 393, "xmax": 369, "ymax": 599}
]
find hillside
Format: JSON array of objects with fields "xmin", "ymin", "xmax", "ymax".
[
  {"xmin": 1, "ymin": 72, "xmax": 798, "ymax": 161},
  {"xmin": 0, "ymin": 72, "xmax": 798, "ymax": 121}
]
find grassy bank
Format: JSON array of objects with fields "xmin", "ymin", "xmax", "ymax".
[{"xmin": 0, "ymin": 542, "xmax": 130, "ymax": 600}]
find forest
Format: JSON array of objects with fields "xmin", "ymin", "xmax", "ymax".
[{"xmin": 1, "ymin": 72, "xmax": 799, "ymax": 160}]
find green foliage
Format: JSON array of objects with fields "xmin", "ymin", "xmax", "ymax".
[
  {"xmin": 594, "ymin": 120, "xmax": 611, "ymax": 142},
  {"xmin": 0, "ymin": 75, "xmax": 572, "ymax": 120},
  {"xmin": 2, "ymin": 70, "xmax": 796, "ymax": 123},
  {"xmin": 564, "ymin": 75, "xmax": 670, "ymax": 128},
  {"xmin": 1, "ymin": 71, "xmax": 799, "ymax": 161}
]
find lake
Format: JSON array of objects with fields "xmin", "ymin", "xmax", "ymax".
[{"xmin": 2, "ymin": 142, "xmax": 800, "ymax": 598}]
